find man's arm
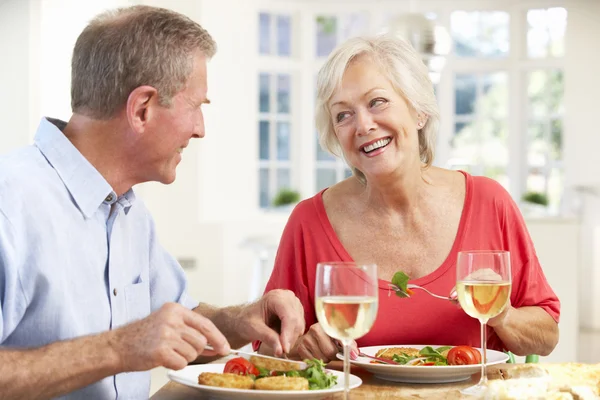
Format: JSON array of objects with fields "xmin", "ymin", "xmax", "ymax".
[
  {"xmin": 195, "ymin": 289, "xmax": 305, "ymax": 356},
  {"xmin": 0, "ymin": 332, "xmax": 121, "ymax": 399},
  {"xmin": 489, "ymin": 305, "xmax": 559, "ymax": 356},
  {"xmin": 0, "ymin": 303, "xmax": 230, "ymax": 399}
]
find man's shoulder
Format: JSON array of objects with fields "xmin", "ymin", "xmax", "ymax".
[{"xmin": 0, "ymin": 145, "xmax": 55, "ymax": 215}]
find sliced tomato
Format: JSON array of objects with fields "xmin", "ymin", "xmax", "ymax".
[
  {"xmin": 447, "ymin": 346, "xmax": 482, "ymax": 365},
  {"xmin": 223, "ymin": 357, "xmax": 259, "ymax": 376}
]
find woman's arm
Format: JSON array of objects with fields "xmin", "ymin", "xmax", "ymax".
[{"xmin": 489, "ymin": 305, "xmax": 559, "ymax": 356}]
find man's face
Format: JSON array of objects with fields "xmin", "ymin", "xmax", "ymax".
[{"xmin": 143, "ymin": 51, "xmax": 209, "ymax": 184}]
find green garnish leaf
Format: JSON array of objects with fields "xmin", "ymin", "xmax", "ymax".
[{"xmin": 391, "ymin": 271, "xmax": 411, "ymax": 298}]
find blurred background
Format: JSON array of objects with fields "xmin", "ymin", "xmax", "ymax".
[{"xmin": 1, "ymin": 0, "xmax": 599, "ymax": 393}]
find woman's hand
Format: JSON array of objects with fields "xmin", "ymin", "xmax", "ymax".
[{"xmin": 293, "ymin": 323, "xmax": 358, "ymax": 363}]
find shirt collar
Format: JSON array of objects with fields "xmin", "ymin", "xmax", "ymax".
[{"xmin": 34, "ymin": 117, "xmax": 135, "ymax": 218}]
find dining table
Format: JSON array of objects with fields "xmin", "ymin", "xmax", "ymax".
[{"xmin": 151, "ymin": 359, "xmax": 516, "ymax": 399}]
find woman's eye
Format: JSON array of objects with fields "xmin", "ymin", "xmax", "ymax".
[
  {"xmin": 370, "ymin": 98, "xmax": 386, "ymax": 107},
  {"xmin": 336, "ymin": 112, "xmax": 350, "ymax": 123}
]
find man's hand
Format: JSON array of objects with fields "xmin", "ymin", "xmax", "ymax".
[
  {"xmin": 110, "ymin": 302, "xmax": 231, "ymax": 371},
  {"xmin": 236, "ymin": 289, "xmax": 305, "ymax": 356},
  {"xmin": 293, "ymin": 323, "xmax": 358, "ymax": 363}
]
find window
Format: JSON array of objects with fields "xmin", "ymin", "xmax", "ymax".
[
  {"xmin": 450, "ymin": 73, "xmax": 509, "ymax": 187},
  {"xmin": 451, "ymin": 11, "xmax": 509, "ymax": 58},
  {"xmin": 445, "ymin": 8, "xmax": 566, "ymax": 212},
  {"xmin": 314, "ymin": 13, "xmax": 368, "ymax": 192},
  {"xmin": 258, "ymin": 12, "xmax": 294, "ymax": 209}
]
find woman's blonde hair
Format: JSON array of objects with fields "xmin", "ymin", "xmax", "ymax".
[{"xmin": 315, "ymin": 34, "xmax": 440, "ymax": 182}]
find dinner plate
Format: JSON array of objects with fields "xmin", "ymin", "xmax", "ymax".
[
  {"xmin": 167, "ymin": 364, "xmax": 362, "ymax": 399},
  {"xmin": 337, "ymin": 344, "xmax": 509, "ymax": 384}
]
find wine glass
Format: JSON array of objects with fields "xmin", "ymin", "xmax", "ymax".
[
  {"xmin": 456, "ymin": 250, "xmax": 511, "ymax": 396},
  {"xmin": 315, "ymin": 262, "xmax": 378, "ymax": 400}
]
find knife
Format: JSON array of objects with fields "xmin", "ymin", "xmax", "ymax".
[{"xmin": 204, "ymin": 345, "xmax": 308, "ymax": 369}]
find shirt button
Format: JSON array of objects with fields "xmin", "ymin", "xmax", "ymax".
[
  {"xmin": 113, "ymin": 288, "xmax": 118, "ymax": 296},
  {"xmin": 105, "ymin": 194, "xmax": 114, "ymax": 202}
]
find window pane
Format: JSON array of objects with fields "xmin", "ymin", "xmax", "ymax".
[
  {"xmin": 479, "ymin": 11, "xmax": 509, "ymax": 58},
  {"xmin": 448, "ymin": 121, "xmax": 478, "ymax": 172},
  {"xmin": 452, "ymin": 11, "xmax": 479, "ymax": 57},
  {"xmin": 481, "ymin": 73, "xmax": 508, "ymax": 118},
  {"xmin": 277, "ymin": 15, "xmax": 291, "ymax": 56},
  {"xmin": 277, "ymin": 74, "xmax": 291, "ymax": 114},
  {"xmin": 316, "ymin": 134, "xmax": 334, "ymax": 161},
  {"xmin": 480, "ymin": 119, "xmax": 508, "ymax": 166},
  {"xmin": 316, "ymin": 16, "xmax": 337, "ymax": 57},
  {"xmin": 341, "ymin": 13, "xmax": 368, "ymax": 40},
  {"xmin": 527, "ymin": 8, "xmax": 566, "ymax": 58},
  {"xmin": 276, "ymin": 168, "xmax": 290, "ymax": 191},
  {"xmin": 259, "ymin": 168, "xmax": 270, "ymax": 208},
  {"xmin": 527, "ymin": 121, "xmax": 548, "ymax": 167},
  {"xmin": 259, "ymin": 121, "xmax": 270, "ymax": 160},
  {"xmin": 452, "ymin": 11, "xmax": 509, "ymax": 58},
  {"xmin": 259, "ymin": 13, "xmax": 270, "ymax": 55},
  {"xmin": 259, "ymin": 73, "xmax": 270, "ymax": 113},
  {"xmin": 528, "ymin": 70, "xmax": 564, "ymax": 117},
  {"xmin": 276, "ymin": 122, "xmax": 290, "ymax": 161},
  {"xmin": 550, "ymin": 119, "xmax": 562, "ymax": 160},
  {"xmin": 316, "ymin": 168, "xmax": 337, "ymax": 191},
  {"xmin": 455, "ymin": 74, "xmax": 476, "ymax": 115}
]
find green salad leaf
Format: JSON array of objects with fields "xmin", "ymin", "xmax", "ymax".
[
  {"xmin": 391, "ymin": 346, "xmax": 451, "ymax": 366},
  {"xmin": 274, "ymin": 359, "xmax": 337, "ymax": 390},
  {"xmin": 391, "ymin": 271, "xmax": 412, "ymax": 298}
]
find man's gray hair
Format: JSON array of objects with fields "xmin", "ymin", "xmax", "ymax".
[
  {"xmin": 71, "ymin": 5, "xmax": 216, "ymax": 119},
  {"xmin": 315, "ymin": 35, "xmax": 440, "ymax": 182}
]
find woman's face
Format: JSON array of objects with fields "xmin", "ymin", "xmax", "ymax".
[{"xmin": 328, "ymin": 56, "xmax": 424, "ymax": 182}]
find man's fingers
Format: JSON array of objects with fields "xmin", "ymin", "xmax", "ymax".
[
  {"xmin": 252, "ymin": 323, "xmax": 283, "ymax": 356},
  {"xmin": 183, "ymin": 310, "xmax": 230, "ymax": 355},
  {"xmin": 279, "ymin": 314, "xmax": 305, "ymax": 354},
  {"xmin": 181, "ymin": 326, "xmax": 208, "ymax": 355}
]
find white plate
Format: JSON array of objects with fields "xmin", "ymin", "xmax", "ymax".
[
  {"xmin": 167, "ymin": 364, "xmax": 362, "ymax": 400},
  {"xmin": 337, "ymin": 344, "xmax": 508, "ymax": 384}
]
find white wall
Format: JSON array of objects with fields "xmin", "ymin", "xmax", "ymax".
[
  {"xmin": 563, "ymin": 0, "xmax": 600, "ymax": 330},
  {"xmin": 0, "ymin": 0, "xmax": 39, "ymax": 153}
]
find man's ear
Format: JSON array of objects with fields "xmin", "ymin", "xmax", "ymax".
[{"xmin": 126, "ymin": 85, "xmax": 159, "ymax": 133}]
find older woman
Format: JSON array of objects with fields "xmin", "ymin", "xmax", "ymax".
[{"xmin": 260, "ymin": 35, "xmax": 559, "ymax": 362}]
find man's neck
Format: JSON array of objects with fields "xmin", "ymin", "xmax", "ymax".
[{"xmin": 63, "ymin": 113, "xmax": 138, "ymax": 196}]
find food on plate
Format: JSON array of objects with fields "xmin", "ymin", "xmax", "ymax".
[
  {"xmin": 197, "ymin": 357, "xmax": 337, "ymax": 391},
  {"xmin": 483, "ymin": 363, "xmax": 600, "ymax": 400},
  {"xmin": 376, "ymin": 347, "xmax": 421, "ymax": 359},
  {"xmin": 372, "ymin": 345, "xmax": 481, "ymax": 366},
  {"xmin": 224, "ymin": 357, "xmax": 260, "ymax": 376},
  {"xmin": 447, "ymin": 345, "xmax": 482, "ymax": 365},
  {"xmin": 197, "ymin": 372, "xmax": 254, "ymax": 389},
  {"xmin": 254, "ymin": 376, "xmax": 309, "ymax": 391},
  {"xmin": 249, "ymin": 355, "xmax": 304, "ymax": 372}
]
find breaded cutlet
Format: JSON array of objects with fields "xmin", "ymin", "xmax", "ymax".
[
  {"xmin": 197, "ymin": 372, "xmax": 254, "ymax": 389},
  {"xmin": 249, "ymin": 355, "xmax": 303, "ymax": 372},
  {"xmin": 254, "ymin": 376, "xmax": 309, "ymax": 391},
  {"xmin": 375, "ymin": 347, "xmax": 421, "ymax": 360}
]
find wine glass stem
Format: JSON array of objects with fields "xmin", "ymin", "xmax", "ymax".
[
  {"xmin": 343, "ymin": 340, "xmax": 350, "ymax": 400},
  {"xmin": 479, "ymin": 319, "xmax": 488, "ymax": 386}
]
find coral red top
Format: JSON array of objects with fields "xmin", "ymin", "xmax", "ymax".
[{"xmin": 260, "ymin": 171, "xmax": 560, "ymax": 351}]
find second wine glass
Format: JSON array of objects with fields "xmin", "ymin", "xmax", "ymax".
[
  {"xmin": 315, "ymin": 262, "xmax": 378, "ymax": 400},
  {"xmin": 456, "ymin": 250, "xmax": 511, "ymax": 396}
]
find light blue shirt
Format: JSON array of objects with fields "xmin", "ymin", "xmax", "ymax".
[{"xmin": 0, "ymin": 118, "xmax": 198, "ymax": 399}]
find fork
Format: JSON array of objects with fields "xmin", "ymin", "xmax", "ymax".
[
  {"xmin": 354, "ymin": 351, "xmax": 401, "ymax": 365},
  {"xmin": 389, "ymin": 283, "xmax": 459, "ymax": 304}
]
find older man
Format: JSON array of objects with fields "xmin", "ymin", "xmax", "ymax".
[{"xmin": 0, "ymin": 5, "xmax": 304, "ymax": 399}]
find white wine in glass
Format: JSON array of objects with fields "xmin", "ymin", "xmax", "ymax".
[
  {"xmin": 456, "ymin": 250, "xmax": 511, "ymax": 396},
  {"xmin": 315, "ymin": 262, "xmax": 378, "ymax": 400}
]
